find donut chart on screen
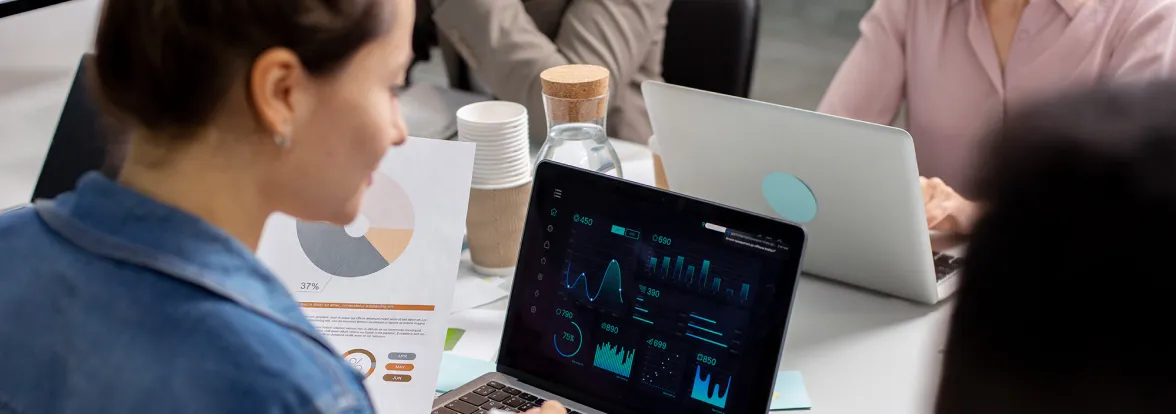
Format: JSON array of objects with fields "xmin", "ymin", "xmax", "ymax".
[{"xmin": 295, "ymin": 172, "xmax": 415, "ymax": 278}]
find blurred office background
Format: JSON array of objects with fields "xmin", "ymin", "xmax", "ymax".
[
  {"xmin": 408, "ymin": 0, "xmax": 870, "ymax": 111},
  {"xmin": 0, "ymin": 0, "xmax": 872, "ymax": 121},
  {"xmin": 0, "ymin": 0, "xmax": 873, "ymax": 207},
  {"xmin": 749, "ymin": 0, "xmax": 867, "ymax": 109}
]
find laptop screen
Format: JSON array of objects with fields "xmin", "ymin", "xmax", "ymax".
[
  {"xmin": 499, "ymin": 162, "xmax": 806, "ymax": 413},
  {"xmin": 0, "ymin": 0, "xmax": 74, "ymax": 19},
  {"xmin": 31, "ymin": 54, "xmax": 125, "ymax": 202}
]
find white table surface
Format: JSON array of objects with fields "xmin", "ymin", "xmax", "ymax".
[
  {"xmin": 468, "ymin": 279, "xmax": 951, "ymax": 414},
  {"xmin": 0, "ymin": 4, "xmax": 953, "ymax": 412},
  {"xmin": 463, "ymin": 147, "xmax": 952, "ymax": 414}
]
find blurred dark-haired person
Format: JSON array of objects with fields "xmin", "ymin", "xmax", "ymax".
[
  {"xmin": 426, "ymin": 0, "xmax": 672, "ymax": 144},
  {"xmin": 936, "ymin": 80, "xmax": 1176, "ymax": 414},
  {"xmin": 0, "ymin": 0, "xmax": 412, "ymax": 411},
  {"xmin": 819, "ymin": 0, "xmax": 1176, "ymax": 235}
]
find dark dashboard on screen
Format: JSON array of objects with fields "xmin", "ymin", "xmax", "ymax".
[{"xmin": 499, "ymin": 162, "xmax": 806, "ymax": 414}]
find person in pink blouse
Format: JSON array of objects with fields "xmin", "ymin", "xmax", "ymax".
[{"xmin": 819, "ymin": 0, "xmax": 1176, "ymax": 234}]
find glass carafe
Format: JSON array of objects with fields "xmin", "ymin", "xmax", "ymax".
[{"xmin": 534, "ymin": 65, "xmax": 624, "ymax": 178}]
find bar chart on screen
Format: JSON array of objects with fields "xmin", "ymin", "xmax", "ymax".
[
  {"xmin": 593, "ymin": 341, "xmax": 636, "ymax": 378},
  {"xmin": 644, "ymin": 251, "xmax": 755, "ymax": 306}
]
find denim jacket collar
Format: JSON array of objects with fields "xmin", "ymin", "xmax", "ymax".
[{"xmin": 34, "ymin": 172, "xmax": 331, "ymax": 351}]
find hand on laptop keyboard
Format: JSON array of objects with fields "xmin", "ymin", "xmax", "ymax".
[
  {"xmin": 933, "ymin": 252, "xmax": 964, "ymax": 281},
  {"xmin": 487, "ymin": 400, "xmax": 567, "ymax": 414},
  {"xmin": 921, "ymin": 176, "xmax": 977, "ymax": 234},
  {"xmin": 439, "ymin": 380, "xmax": 582, "ymax": 414},
  {"xmin": 522, "ymin": 400, "xmax": 566, "ymax": 414}
]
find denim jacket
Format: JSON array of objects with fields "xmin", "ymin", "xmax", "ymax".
[{"xmin": 0, "ymin": 173, "xmax": 374, "ymax": 414}]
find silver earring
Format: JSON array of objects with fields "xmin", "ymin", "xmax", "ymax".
[{"xmin": 273, "ymin": 133, "xmax": 291, "ymax": 149}]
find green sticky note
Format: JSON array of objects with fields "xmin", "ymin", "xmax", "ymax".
[{"xmin": 444, "ymin": 328, "xmax": 465, "ymax": 351}]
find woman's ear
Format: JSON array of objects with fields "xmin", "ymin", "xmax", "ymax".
[{"xmin": 249, "ymin": 48, "xmax": 304, "ymax": 141}]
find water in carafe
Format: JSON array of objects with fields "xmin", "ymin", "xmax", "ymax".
[{"xmin": 538, "ymin": 123, "xmax": 623, "ymax": 177}]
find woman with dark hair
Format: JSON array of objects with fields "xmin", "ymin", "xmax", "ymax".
[
  {"xmin": 935, "ymin": 80, "xmax": 1176, "ymax": 413},
  {"xmin": 0, "ymin": 1, "xmax": 565, "ymax": 413},
  {"xmin": 0, "ymin": 0, "xmax": 412, "ymax": 411}
]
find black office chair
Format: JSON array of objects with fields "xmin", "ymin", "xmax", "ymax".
[
  {"xmin": 408, "ymin": 0, "xmax": 438, "ymax": 86},
  {"xmin": 414, "ymin": 0, "xmax": 760, "ymax": 98},
  {"xmin": 31, "ymin": 54, "xmax": 124, "ymax": 201},
  {"xmin": 662, "ymin": 0, "xmax": 760, "ymax": 98}
]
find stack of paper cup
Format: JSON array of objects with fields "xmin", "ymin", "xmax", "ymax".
[
  {"xmin": 457, "ymin": 101, "xmax": 532, "ymax": 276},
  {"xmin": 457, "ymin": 101, "xmax": 532, "ymax": 189}
]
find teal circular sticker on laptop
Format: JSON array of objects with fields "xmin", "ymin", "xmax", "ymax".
[{"xmin": 762, "ymin": 172, "xmax": 817, "ymax": 223}]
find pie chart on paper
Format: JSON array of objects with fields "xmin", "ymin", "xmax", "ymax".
[{"xmin": 296, "ymin": 172, "xmax": 415, "ymax": 278}]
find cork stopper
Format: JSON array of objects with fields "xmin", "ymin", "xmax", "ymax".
[{"xmin": 540, "ymin": 64, "xmax": 610, "ymax": 123}]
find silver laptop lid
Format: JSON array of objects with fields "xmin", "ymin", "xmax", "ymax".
[{"xmin": 643, "ymin": 81, "xmax": 939, "ymax": 303}]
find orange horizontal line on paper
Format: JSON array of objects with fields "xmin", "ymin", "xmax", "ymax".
[{"xmin": 299, "ymin": 302, "xmax": 435, "ymax": 311}]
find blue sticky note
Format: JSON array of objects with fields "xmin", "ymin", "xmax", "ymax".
[
  {"xmin": 770, "ymin": 371, "xmax": 812, "ymax": 411},
  {"xmin": 436, "ymin": 352, "xmax": 497, "ymax": 393}
]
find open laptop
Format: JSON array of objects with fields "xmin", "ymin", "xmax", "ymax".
[
  {"xmin": 0, "ymin": 0, "xmax": 74, "ymax": 19},
  {"xmin": 643, "ymin": 81, "xmax": 965, "ymax": 305},
  {"xmin": 434, "ymin": 161, "xmax": 807, "ymax": 414},
  {"xmin": 30, "ymin": 53, "xmax": 124, "ymax": 202}
]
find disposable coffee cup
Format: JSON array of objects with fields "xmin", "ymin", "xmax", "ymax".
[
  {"xmin": 457, "ymin": 120, "xmax": 527, "ymax": 134},
  {"xmin": 457, "ymin": 101, "xmax": 528, "ymax": 127},
  {"xmin": 472, "ymin": 143, "xmax": 529, "ymax": 158},
  {"xmin": 464, "ymin": 140, "xmax": 528, "ymax": 154},
  {"xmin": 471, "ymin": 166, "xmax": 532, "ymax": 189},
  {"xmin": 459, "ymin": 127, "xmax": 528, "ymax": 141},
  {"xmin": 473, "ymin": 154, "xmax": 530, "ymax": 167},
  {"xmin": 471, "ymin": 147, "xmax": 528, "ymax": 172},
  {"xmin": 472, "ymin": 164, "xmax": 531, "ymax": 183},
  {"xmin": 474, "ymin": 158, "xmax": 529, "ymax": 171},
  {"xmin": 473, "ymin": 143, "xmax": 527, "ymax": 156},
  {"xmin": 466, "ymin": 182, "xmax": 531, "ymax": 275},
  {"xmin": 474, "ymin": 156, "xmax": 529, "ymax": 172},
  {"xmin": 458, "ymin": 101, "xmax": 534, "ymax": 275},
  {"xmin": 458, "ymin": 118, "xmax": 527, "ymax": 130},
  {"xmin": 649, "ymin": 134, "xmax": 669, "ymax": 189},
  {"xmin": 471, "ymin": 179, "xmax": 531, "ymax": 191},
  {"xmin": 469, "ymin": 140, "xmax": 528, "ymax": 156},
  {"xmin": 474, "ymin": 163, "xmax": 530, "ymax": 179}
]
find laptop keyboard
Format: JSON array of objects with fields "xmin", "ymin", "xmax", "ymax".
[
  {"xmin": 434, "ymin": 380, "xmax": 585, "ymax": 414},
  {"xmin": 933, "ymin": 252, "xmax": 964, "ymax": 281}
]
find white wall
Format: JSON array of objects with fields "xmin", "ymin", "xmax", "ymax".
[{"xmin": 0, "ymin": 0, "xmax": 101, "ymax": 208}]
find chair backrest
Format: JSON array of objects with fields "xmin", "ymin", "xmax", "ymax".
[
  {"xmin": 408, "ymin": 0, "xmax": 437, "ymax": 84},
  {"xmin": 31, "ymin": 54, "xmax": 123, "ymax": 201},
  {"xmin": 662, "ymin": 0, "xmax": 760, "ymax": 98},
  {"xmin": 0, "ymin": 0, "xmax": 74, "ymax": 19}
]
